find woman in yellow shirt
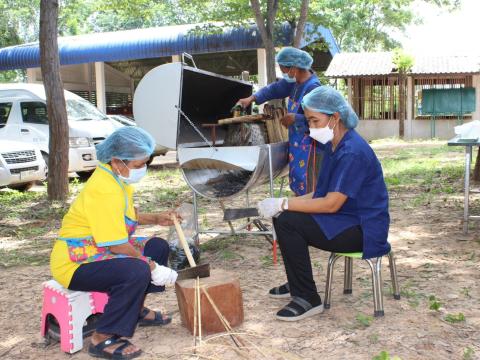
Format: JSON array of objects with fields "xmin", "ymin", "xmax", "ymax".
[{"xmin": 50, "ymin": 127, "xmax": 178, "ymax": 360}]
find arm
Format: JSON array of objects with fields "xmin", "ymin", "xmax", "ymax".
[
  {"xmin": 254, "ymin": 80, "xmax": 294, "ymax": 105},
  {"xmin": 287, "ymin": 192, "xmax": 347, "ymax": 214},
  {"xmin": 137, "ymin": 210, "xmax": 180, "ymax": 226}
]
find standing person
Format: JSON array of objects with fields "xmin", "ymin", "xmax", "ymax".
[
  {"xmin": 50, "ymin": 127, "xmax": 179, "ymax": 359},
  {"xmin": 257, "ymin": 86, "xmax": 391, "ymax": 321},
  {"xmin": 236, "ymin": 47, "xmax": 322, "ymax": 196}
]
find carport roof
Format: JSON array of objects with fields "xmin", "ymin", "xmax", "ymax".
[
  {"xmin": 0, "ymin": 22, "xmax": 339, "ymax": 71},
  {"xmin": 325, "ymin": 52, "xmax": 480, "ymax": 77}
]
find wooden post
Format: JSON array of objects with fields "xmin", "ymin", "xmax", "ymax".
[{"xmin": 40, "ymin": 0, "xmax": 69, "ymax": 201}]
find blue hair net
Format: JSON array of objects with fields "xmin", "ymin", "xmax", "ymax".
[
  {"xmin": 275, "ymin": 47, "xmax": 313, "ymax": 69},
  {"xmin": 96, "ymin": 126, "xmax": 155, "ymax": 163},
  {"xmin": 302, "ymin": 86, "xmax": 359, "ymax": 129}
]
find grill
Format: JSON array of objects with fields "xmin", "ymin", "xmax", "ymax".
[
  {"xmin": 134, "ymin": 63, "xmax": 288, "ymax": 200},
  {"xmin": 91, "ymin": 137, "xmax": 105, "ymax": 145},
  {"xmin": 10, "ymin": 166, "xmax": 39, "ymax": 174},
  {"xmin": 1, "ymin": 150, "xmax": 36, "ymax": 164}
]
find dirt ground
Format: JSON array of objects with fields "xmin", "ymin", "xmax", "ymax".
[{"xmin": 0, "ymin": 144, "xmax": 479, "ymax": 359}]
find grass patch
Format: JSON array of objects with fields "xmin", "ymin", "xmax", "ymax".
[
  {"xmin": 463, "ymin": 347, "xmax": 475, "ymax": 360},
  {"xmin": 200, "ymin": 235, "xmax": 237, "ymax": 252},
  {"xmin": 380, "ymin": 144, "xmax": 464, "ymax": 194},
  {"xmin": 355, "ymin": 313, "xmax": 373, "ymax": 328},
  {"xmin": 444, "ymin": 312, "xmax": 466, "ymax": 324},
  {"xmin": 372, "ymin": 351, "xmax": 402, "ymax": 360},
  {"xmin": 428, "ymin": 295, "xmax": 441, "ymax": 311}
]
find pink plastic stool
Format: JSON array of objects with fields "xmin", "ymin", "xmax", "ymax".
[{"xmin": 40, "ymin": 280, "xmax": 109, "ymax": 353}]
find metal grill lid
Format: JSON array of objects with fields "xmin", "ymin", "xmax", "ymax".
[{"xmin": 133, "ymin": 62, "xmax": 252, "ymax": 150}]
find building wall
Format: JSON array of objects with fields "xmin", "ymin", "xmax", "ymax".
[
  {"xmin": 356, "ymin": 120, "xmax": 399, "ymax": 140},
  {"xmin": 346, "ymin": 74, "xmax": 480, "ymax": 141},
  {"xmin": 356, "ymin": 118, "xmax": 473, "ymax": 140}
]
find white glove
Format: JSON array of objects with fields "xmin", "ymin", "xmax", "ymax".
[
  {"xmin": 257, "ymin": 197, "xmax": 288, "ymax": 218},
  {"xmin": 151, "ymin": 263, "xmax": 178, "ymax": 286}
]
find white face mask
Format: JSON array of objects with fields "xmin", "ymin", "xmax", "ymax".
[
  {"xmin": 282, "ymin": 68, "xmax": 296, "ymax": 83},
  {"xmin": 309, "ymin": 117, "xmax": 336, "ymax": 144},
  {"xmin": 117, "ymin": 160, "xmax": 147, "ymax": 184},
  {"xmin": 282, "ymin": 73, "xmax": 296, "ymax": 83}
]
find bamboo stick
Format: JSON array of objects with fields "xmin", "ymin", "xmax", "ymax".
[
  {"xmin": 201, "ymin": 286, "xmax": 247, "ymax": 348},
  {"xmin": 197, "ymin": 277, "xmax": 202, "ymax": 343},
  {"xmin": 193, "ymin": 276, "xmax": 198, "ymax": 349},
  {"xmin": 217, "ymin": 114, "xmax": 266, "ymax": 125}
]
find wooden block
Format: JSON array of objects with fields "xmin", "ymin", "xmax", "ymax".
[{"xmin": 175, "ymin": 269, "xmax": 244, "ymax": 335}]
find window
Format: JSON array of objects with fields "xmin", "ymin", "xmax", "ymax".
[
  {"xmin": 351, "ymin": 77, "xmax": 399, "ymax": 120},
  {"xmin": 413, "ymin": 76, "xmax": 472, "ymax": 120},
  {"xmin": 0, "ymin": 102, "xmax": 12, "ymax": 127},
  {"xmin": 21, "ymin": 102, "xmax": 49, "ymax": 124}
]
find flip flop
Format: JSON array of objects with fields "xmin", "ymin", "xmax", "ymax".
[
  {"xmin": 138, "ymin": 307, "xmax": 172, "ymax": 327},
  {"xmin": 88, "ymin": 335, "xmax": 142, "ymax": 360}
]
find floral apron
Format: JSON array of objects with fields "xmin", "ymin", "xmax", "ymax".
[
  {"xmin": 288, "ymin": 76, "xmax": 321, "ymax": 196},
  {"xmin": 59, "ymin": 165, "xmax": 149, "ymax": 264}
]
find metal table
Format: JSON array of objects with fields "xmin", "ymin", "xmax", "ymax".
[{"xmin": 447, "ymin": 136, "xmax": 480, "ymax": 233}]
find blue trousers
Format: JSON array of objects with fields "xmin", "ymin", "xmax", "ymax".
[{"xmin": 68, "ymin": 237, "xmax": 170, "ymax": 337}]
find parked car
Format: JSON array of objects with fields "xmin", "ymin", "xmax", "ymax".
[
  {"xmin": 107, "ymin": 114, "xmax": 169, "ymax": 162},
  {"xmin": 0, "ymin": 140, "xmax": 47, "ymax": 191},
  {"xmin": 0, "ymin": 83, "xmax": 123, "ymax": 180},
  {"xmin": 108, "ymin": 114, "xmax": 136, "ymax": 127}
]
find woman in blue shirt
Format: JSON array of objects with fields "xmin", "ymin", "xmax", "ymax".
[
  {"xmin": 237, "ymin": 47, "xmax": 322, "ymax": 196},
  {"xmin": 257, "ymin": 86, "xmax": 390, "ymax": 321}
]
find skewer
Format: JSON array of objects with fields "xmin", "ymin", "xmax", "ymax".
[
  {"xmin": 201, "ymin": 286, "xmax": 246, "ymax": 348},
  {"xmin": 193, "ymin": 276, "xmax": 198, "ymax": 349},
  {"xmin": 197, "ymin": 276, "xmax": 202, "ymax": 343}
]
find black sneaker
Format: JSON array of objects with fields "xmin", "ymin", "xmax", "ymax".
[{"xmin": 268, "ymin": 283, "xmax": 290, "ymax": 299}]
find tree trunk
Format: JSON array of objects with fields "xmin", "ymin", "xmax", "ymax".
[
  {"xmin": 474, "ymin": 148, "xmax": 480, "ymax": 182},
  {"xmin": 293, "ymin": 0, "xmax": 309, "ymax": 48},
  {"xmin": 398, "ymin": 72, "xmax": 405, "ymax": 138},
  {"xmin": 250, "ymin": 0, "xmax": 278, "ymax": 84},
  {"xmin": 40, "ymin": 0, "xmax": 69, "ymax": 201}
]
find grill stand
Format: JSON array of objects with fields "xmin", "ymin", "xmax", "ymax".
[{"xmin": 190, "ymin": 144, "xmax": 284, "ymax": 264}]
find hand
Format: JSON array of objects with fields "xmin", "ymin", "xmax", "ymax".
[
  {"xmin": 237, "ymin": 96, "xmax": 255, "ymax": 109},
  {"xmin": 151, "ymin": 263, "xmax": 178, "ymax": 286},
  {"xmin": 257, "ymin": 197, "xmax": 288, "ymax": 218},
  {"xmin": 155, "ymin": 211, "xmax": 182, "ymax": 226},
  {"xmin": 280, "ymin": 114, "xmax": 295, "ymax": 128}
]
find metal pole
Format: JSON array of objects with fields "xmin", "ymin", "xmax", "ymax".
[
  {"xmin": 192, "ymin": 191, "xmax": 200, "ymax": 245},
  {"xmin": 267, "ymin": 144, "xmax": 277, "ymax": 264},
  {"xmin": 268, "ymin": 144, "xmax": 274, "ymax": 197},
  {"xmin": 463, "ymin": 145, "xmax": 472, "ymax": 233}
]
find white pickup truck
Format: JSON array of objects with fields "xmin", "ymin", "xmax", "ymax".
[
  {"xmin": 0, "ymin": 140, "xmax": 47, "ymax": 191},
  {"xmin": 0, "ymin": 84, "xmax": 122, "ymax": 179}
]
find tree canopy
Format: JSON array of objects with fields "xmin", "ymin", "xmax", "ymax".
[{"xmin": 0, "ymin": 0, "xmax": 459, "ymax": 52}]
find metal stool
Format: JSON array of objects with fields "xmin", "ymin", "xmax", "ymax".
[{"xmin": 324, "ymin": 251, "xmax": 400, "ymax": 317}]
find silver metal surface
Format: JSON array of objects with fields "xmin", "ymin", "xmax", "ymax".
[
  {"xmin": 323, "ymin": 253, "xmax": 340, "ymax": 309},
  {"xmin": 365, "ymin": 257, "xmax": 384, "ymax": 317},
  {"xmin": 388, "ymin": 251, "xmax": 401, "ymax": 300},
  {"xmin": 179, "ymin": 142, "xmax": 288, "ymax": 199},
  {"xmin": 324, "ymin": 252, "xmax": 401, "ymax": 316},
  {"xmin": 447, "ymin": 137, "xmax": 480, "ymax": 234},
  {"xmin": 343, "ymin": 257, "xmax": 353, "ymax": 294},
  {"xmin": 464, "ymin": 146, "xmax": 471, "ymax": 233}
]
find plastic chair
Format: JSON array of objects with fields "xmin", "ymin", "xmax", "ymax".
[
  {"xmin": 324, "ymin": 251, "xmax": 400, "ymax": 317},
  {"xmin": 40, "ymin": 280, "xmax": 108, "ymax": 353}
]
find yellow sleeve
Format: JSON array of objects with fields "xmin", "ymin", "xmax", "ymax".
[{"xmin": 84, "ymin": 188, "xmax": 129, "ymax": 247}]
